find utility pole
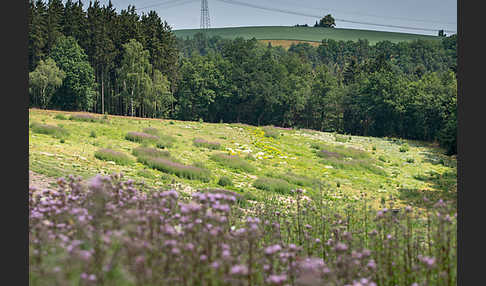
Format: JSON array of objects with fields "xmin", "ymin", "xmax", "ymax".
[{"xmin": 200, "ymin": 0, "xmax": 211, "ymax": 29}]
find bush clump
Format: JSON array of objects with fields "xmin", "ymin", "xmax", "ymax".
[
  {"xmin": 30, "ymin": 122, "xmax": 69, "ymax": 139},
  {"xmin": 253, "ymin": 177, "xmax": 293, "ymax": 194},
  {"xmin": 94, "ymin": 148, "xmax": 133, "ymax": 165},
  {"xmin": 140, "ymin": 157, "xmax": 211, "ymax": 182},
  {"xmin": 262, "ymin": 126, "xmax": 279, "ymax": 139},
  {"xmin": 210, "ymin": 153, "xmax": 255, "ymax": 172},
  {"xmin": 132, "ymin": 146, "xmax": 170, "ymax": 160},
  {"xmin": 400, "ymin": 144, "xmax": 410, "ymax": 152},
  {"xmin": 218, "ymin": 176, "xmax": 233, "ymax": 187},
  {"xmin": 193, "ymin": 138, "xmax": 221, "ymax": 150},
  {"xmin": 125, "ymin": 132, "xmax": 159, "ymax": 143}
]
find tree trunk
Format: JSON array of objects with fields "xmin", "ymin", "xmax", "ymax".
[{"xmin": 101, "ymin": 72, "xmax": 104, "ymax": 114}]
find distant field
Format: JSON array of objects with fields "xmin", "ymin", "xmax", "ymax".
[{"xmin": 173, "ymin": 26, "xmax": 440, "ymax": 45}]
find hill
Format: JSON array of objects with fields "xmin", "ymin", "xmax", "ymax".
[
  {"xmin": 173, "ymin": 26, "xmax": 440, "ymax": 46},
  {"xmin": 29, "ymin": 109, "xmax": 456, "ymax": 209}
]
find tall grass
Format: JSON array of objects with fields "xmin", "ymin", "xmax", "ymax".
[
  {"xmin": 267, "ymin": 171, "xmax": 320, "ymax": 188},
  {"xmin": 132, "ymin": 146, "xmax": 170, "ymax": 159},
  {"xmin": 253, "ymin": 176, "xmax": 293, "ymax": 194},
  {"xmin": 94, "ymin": 148, "xmax": 133, "ymax": 165},
  {"xmin": 125, "ymin": 132, "xmax": 159, "ymax": 144},
  {"xmin": 210, "ymin": 153, "xmax": 255, "ymax": 172},
  {"xmin": 69, "ymin": 114, "xmax": 107, "ymax": 123},
  {"xmin": 193, "ymin": 138, "xmax": 221, "ymax": 150},
  {"xmin": 263, "ymin": 126, "xmax": 279, "ymax": 139},
  {"xmin": 30, "ymin": 122, "xmax": 69, "ymax": 139},
  {"xmin": 140, "ymin": 157, "xmax": 211, "ymax": 181},
  {"xmin": 156, "ymin": 134, "xmax": 177, "ymax": 149}
]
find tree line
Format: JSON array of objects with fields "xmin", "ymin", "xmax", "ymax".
[{"xmin": 28, "ymin": 0, "xmax": 457, "ymax": 154}]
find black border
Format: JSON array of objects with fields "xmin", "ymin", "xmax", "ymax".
[
  {"xmin": 4, "ymin": 0, "xmax": 28, "ymax": 284},
  {"xmin": 12, "ymin": 0, "xmax": 477, "ymax": 284}
]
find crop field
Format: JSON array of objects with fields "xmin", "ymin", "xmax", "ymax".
[
  {"xmin": 29, "ymin": 108, "xmax": 457, "ymax": 285},
  {"xmin": 173, "ymin": 26, "xmax": 440, "ymax": 45},
  {"xmin": 29, "ymin": 108, "xmax": 456, "ymax": 209}
]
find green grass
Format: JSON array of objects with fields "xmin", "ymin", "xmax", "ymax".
[
  {"xmin": 218, "ymin": 176, "xmax": 233, "ymax": 187},
  {"xmin": 173, "ymin": 26, "xmax": 440, "ymax": 45}
]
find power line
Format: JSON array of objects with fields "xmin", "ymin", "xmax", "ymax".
[
  {"xmin": 264, "ymin": 0, "xmax": 456, "ymax": 26},
  {"xmin": 136, "ymin": 0, "xmax": 198, "ymax": 11},
  {"xmin": 215, "ymin": 0, "xmax": 456, "ymax": 34}
]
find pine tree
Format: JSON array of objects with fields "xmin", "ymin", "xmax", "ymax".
[
  {"xmin": 45, "ymin": 0, "xmax": 64, "ymax": 55},
  {"xmin": 29, "ymin": 0, "xmax": 48, "ymax": 71}
]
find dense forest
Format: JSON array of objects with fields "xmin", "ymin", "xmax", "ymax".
[{"xmin": 28, "ymin": 0, "xmax": 457, "ymax": 154}]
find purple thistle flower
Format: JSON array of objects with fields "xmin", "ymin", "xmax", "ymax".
[{"xmin": 230, "ymin": 264, "xmax": 248, "ymax": 276}]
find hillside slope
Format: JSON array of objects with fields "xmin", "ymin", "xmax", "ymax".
[
  {"xmin": 29, "ymin": 109, "xmax": 456, "ymax": 209},
  {"xmin": 173, "ymin": 26, "xmax": 440, "ymax": 45}
]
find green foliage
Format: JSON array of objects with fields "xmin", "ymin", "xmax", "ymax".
[
  {"xmin": 30, "ymin": 122, "xmax": 69, "ymax": 139},
  {"xmin": 49, "ymin": 36, "xmax": 96, "ymax": 111},
  {"xmin": 210, "ymin": 153, "xmax": 255, "ymax": 172},
  {"xmin": 399, "ymin": 144, "xmax": 410, "ymax": 152},
  {"xmin": 218, "ymin": 176, "xmax": 233, "ymax": 187},
  {"xmin": 253, "ymin": 177, "xmax": 293, "ymax": 194},
  {"xmin": 89, "ymin": 130, "xmax": 96, "ymax": 138},
  {"xmin": 29, "ymin": 58, "xmax": 65, "ymax": 109},
  {"xmin": 315, "ymin": 14, "xmax": 336, "ymax": 28},
  {"xmin": 94, "ymin": 148, "xmax": 133, "ymax": 165}
]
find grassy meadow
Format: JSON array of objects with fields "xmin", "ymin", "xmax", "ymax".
[
  {"xmin": 29, "ymin": 108, "xmax": 456, "ymax": 209},
  {"xmin": 173, "ymin": 26, "xmax": 440, "ymax": 45}
]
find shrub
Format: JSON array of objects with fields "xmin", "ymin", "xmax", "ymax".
[
  {"xmin": 132, "ymin": 146, "xmax": 170, "ymax": 160},
  {"xmin": 156, "ymin": 134, "xmax": 177, "ymax": 149},
  {"xmin": 54, "ymin": 114, "xmax": 67, "ymax": 120},
  {"xmin": 125, "ymin": 132, "xmax": 159, "ymax": 143},
  {"xmin": 30, "ymin": 122, "xmax": 69, "ymax": 139},
  {"xmin": 94, "ymin": 148, "xmax": 133, "ymax": 165},
  {"xmin": 210, "ymin": 153, "xmax": 255, "ymax": 172},
  {"xmin": 218, "ymin": 176, "xmax": 234, "ymax": 187},
  {"xmin": 141, "ymin": 157, "xmax": 211, "ymax": 182},
  {"xmin": 70, "ymin": 114, "xmax": 105, "ymax": 123},
  {"xmin": 262, "ymin": 126, "xmax": 279, "ymax": 139},
  {"xmin": 89, "ymin": 131, "xmax": 97, "ymax": 138},
  {"xmin": 372, "ymin": 146, "xmax": 377, "ymax": 151},
  {"xmin": 399, "ymin": 144, "xmax": 410, "ymax": 152},
  {"xmin": 193, "ymin": 138, "xmax": 221, "ymax": 150},
  {"xmin": 253, "ymin": 177, "xmax": 292, "ymax": 194}
]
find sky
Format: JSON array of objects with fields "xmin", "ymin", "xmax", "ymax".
[{"xmin": 78, "ymin": 0, "xmax": 457, "ymax": 36}]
